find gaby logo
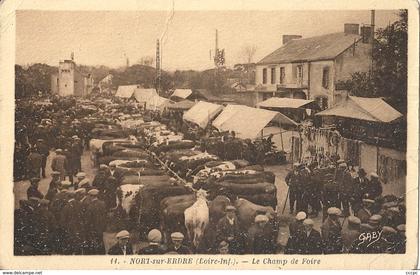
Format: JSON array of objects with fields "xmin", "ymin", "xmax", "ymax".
[{"xmin": 357, "ymin": 230, "xmax": 383, "ymax": 247}]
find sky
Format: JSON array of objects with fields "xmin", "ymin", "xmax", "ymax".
[{"xmin": 16, "ymin": 10, "xmax": 400, "ymax": 71}]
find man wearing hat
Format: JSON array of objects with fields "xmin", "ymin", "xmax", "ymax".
[
  {"xmin": 285, "ymin": 211, "xmax": 307, "ymax": 254},
  {"xmin": 26, "ymin": 147, "xmax": 42, "ymax": 179},
  {"xmin": 51, "ymin": 148, "xmax": 67, "ymax": 181},
  {"xmin": 27, "ymin": 177, "xmax": 43, "ymax": 200},
  {"xmin": 356, "ymin": 197, "xmax": 375, "ymax": 224},
  {"xmin": 300, "ymin": 218, "xmax": 323, "ymax": 254},
  {"xmin": 35, "ymin": 138, "xmax": 49, "ymax": 178},
  {"xmin": 366, "ymin": 172, "xmax": 383, "ymax": 200},
  {"xmin": 247, "ymin": 215, "xmax": 276, "ymax": 254},
  {"xmin": 138, "ymin": 229, "xmax": 165, "ymax": 255},
  {"xmin": 342, "ymin": 216, "xmax": 361, "ymax": 253},
  {"xmin": 321, "ymin": 207, "xmax": 343, "ymax": 254},
  {"xmin": 108, "ymin": 163, "xmax": 123, "ymax": 183},
  {"xmin": 368, "ymin": 214, "xmax": 383, "ymax": 231},
  {"xmin": 92, "ymin": 164, "xmax": 110, "ymax": 192},
  {"xmin": 108, "ymin": 230, "xmax": 133, "ymax": 255},
  {"xmin": 70, "ymin": 138, "xmax": 83, "ymax": 178},
  {"xmin": 102, "ymin": 176, "xmax": 118, "ymax": 209},
  {"xmin": 45, "ymin": 171, "xmax": 61, "ymax": 201},
  {"xmin": 167, "ymin": 232, "xmax": 191, "ymax": 254},
  {"xmin": 215, "ymin": 205, "xmax": 244, "ymax": 254},
  {"xmin": 84, "ymin": 189, "xmax": 106, "ymax": 255},
  {"xmin": 378, "ymin": 226, "xmax": 399, "ymax": 253}
]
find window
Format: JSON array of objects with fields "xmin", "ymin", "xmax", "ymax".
[
  {"xmin": 270, "ymin": 68, "xmax": 276, "ymax": 84},
  {"xmin": 297, "ymin": 65, "xmax": 303, "ymax": 81},
  {"xmin": 280, "ymin": 67, "xmax": 285, "ymax": 84},
  {"xmin": 262, "ymin": 68, "xmax": 267, "ymax": 84},
  {"xmin": 322, "ymin": 67, "xmax": 330, "ymax": 89}
]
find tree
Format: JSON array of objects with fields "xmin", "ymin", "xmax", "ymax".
[
  {"xmin": 337, "ymin": 10, "xmax": 407, "ymax": 114},
  {"xmin": 241, "ymin": 44, "xmax": 257, "ymax": 64}
]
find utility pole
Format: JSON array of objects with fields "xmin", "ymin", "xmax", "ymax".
[
  {"xmin": 370, "ymin": 10, "xmax": 375, "ymax": 74},
  {"xmin": 156, "ymin": 39, "xmax": 161, "ymax": 93}
]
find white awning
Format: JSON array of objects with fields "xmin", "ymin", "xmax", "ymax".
[
  {"xmin": 257, "ymin": 97, "xmax": 317, "ymax": 109},
  {"xmin": 171, "ymin": 89, "xmax": 193, "ymax": 99},
  {"xmin": 183, "ymin": 101, "xmax": 223, "ymax": 128},
  {"xmin": 115, "ymin": 85, "xmax": 141, "ymax": 98}
]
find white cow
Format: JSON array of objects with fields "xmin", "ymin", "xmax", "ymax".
[{"xmin": 184, "ymin": 189, "xmax": 209, "ymax": 249}]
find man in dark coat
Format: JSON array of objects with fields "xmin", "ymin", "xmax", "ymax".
[
  {"xmin": 34, "ymin": 199, "xmax": 56, "ymax": 255},
  {"xmin": 321, "ymin": 207, "xmax": 343, "ymax": 254},
  {"xmin": 285, "ymin": 163, "xmax": 301, "ymax": 214},
  {"xmin": 27, "ymin": 177, "xmax": 43, "ymax": 200},
  {"xmin": 301, "ymin": 218, "xmax": 323, "ymax": 254},
  {"xmin": 138, "ymin": 229, "xmax": 166, "ymax": 255},
  {"xmin": 215, "ymin": 205, "xmax": 244, "ymax": 254},
  {"xmin": 35, "ymin": 139, "xmax": 49, "ymax": 178},
  {"xmin": 356, "ymin": 198, "xmax": 375, "ymax": 224},
  {"xmin": 247, "ymin": 215, "xmax": 277, "ymax": 254},
  {"xmin": 85, "ymin": 189, "xmax": 106, "ymax": 255},
  {"xmin": 45, "ymin": 171, "xmax": 61, "ymax": 201},
  {"xmin": 285, "ymin": 211, "xmax": 306, "ymax": 254},
  {"xmin": 108, "ymin": 163, "xmax": 123, "ymax": 184},
  {"xmin": 26, "ymin": 148, "xmax": 42, "ymax": 179},
  {"xmin": 166, "ymin": 232, "xmax": 191, "ymax": 254},
  {"xmin": 102, "ymin": 176, "xmax": 118, "ymax": 209},
  {"xmin": 60, "ymin": 191, "xmax": 84, "ymax": 255},
  {"xmin": 92, "ymin": 164, "xmax": 110, "ymax": 192},
  {"xmin": 336, "ymin": 163, "xmax": 354, "ymax": 217},
  {"xmin": 342, "ymin": 216, "xmax": 361, "ymax": 252},
  {"xmin": 352, "ymin": 168, "xmax": 369, "ymax": 214},
  {"xmin": 108, "ymin": 230, "xmax": 133, "ymax": 255},
  {"xmin": 307, "ymin": 162, "xmax": 322, "ymax": 217}
]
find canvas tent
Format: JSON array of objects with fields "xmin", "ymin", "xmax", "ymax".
[
  {"xmin": 133, "ymin": 88, "xmax": 169, "ymax": 111},
  {"xmin": 171, "ymin": 89, "xmax": 193, "ymax": 100},
  {"xmin": 315, "ymin": 96, "xmax": 403, "ymax": 123},
  {"xmin": 257, "ymin": 97, "xmax": 319, "ymax": 109},
  {"xmin": 115, "ymin": 85, "xmax": 141, "ymax": 98},
  {"xmin": 212, "ymin": 105, "xmax": 296, "ymax": 139},
  {"xmin": 183, "ymin": 101, "xmax": 223, "ymax": 129}
]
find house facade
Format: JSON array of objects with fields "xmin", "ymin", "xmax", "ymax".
[
  {"xmin": 255, "ymin": 24, "xmax": 372, "ymax": 109},
  {"xmin": 51, "ymin": 58, "xmax": 94, "ymax": 97}
]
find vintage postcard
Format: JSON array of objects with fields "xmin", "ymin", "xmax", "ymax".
[{"xmin": 0, "ymin": 0, "xmax": 418, "ymax": 270}]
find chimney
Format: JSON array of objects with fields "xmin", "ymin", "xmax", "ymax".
[
  {"xmin": 282, "ymin": 35, "xmax": 302, "ymax": 45},
  {"xmin": 360, "ymin": 25, "xmax": 372, "ymax": 43},
  {"xmin": 344, "ymin": 23, "xmax": 360, "ymax": 35}
]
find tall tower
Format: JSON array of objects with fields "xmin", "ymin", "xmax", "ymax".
[{"xmin": 213, "ymin": 29, "xmax": 225, "ymax": 68}]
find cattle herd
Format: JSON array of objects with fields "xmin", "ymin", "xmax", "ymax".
[{"xmin": 14, "ymin": 94, "xmax": 406, "ymax": 256}]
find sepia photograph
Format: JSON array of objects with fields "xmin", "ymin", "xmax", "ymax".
[{"xmin": 0, "ymin": 0, "xmax": 418, "ymax": 270}]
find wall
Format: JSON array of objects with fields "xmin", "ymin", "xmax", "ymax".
[
  {"xmin": 58, "ymin": 61, "xmax": 74, "ymax": 96},
  {"xmin": 308, "ymin": 60, "xmax": 335, "ymax": 107},
  {"xmin": 335, "ymin": 41, "xmax": 371, "ymax": 82},
  {"xmin": 73, "ymin": 70, "xmax": 85, "ymax": 97},
  {"xmin": 255, "ymin": 63, "xmax": 308, "ymax": 89}
]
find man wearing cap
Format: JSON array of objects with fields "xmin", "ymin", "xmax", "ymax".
[
  {"xmin": 108, "ymin": 230, "xmax": 133, "ymax": 255},
  {"xmin": 285, "ymin": 211, "xmax": 307, "ymax": 254},
  {"xmin": 85, "ymin": 189, "xmax": 106, "ymax": 255},
  {"xmin": 60, "ymin": 191, "xmax": 84, "ymax": 255},
  {"xmin": 301, "ymin": 218, "xmax": 323, "ymax": 254},
  {"xmin": 26, "ymin": 147, "xmax": 42, "ymax": 179},
  {"xmin": 218, "ymin": 241, "xmax": 230, "ymax": 254},
  {"xmin": 336, "ymin": 162, "xmax": 354, "ymax": 217},
  {"xmin": 366, "ymin": 172, "xmax": 383, "ymax": 200},
  {"xmin": 167, "ymin": 232, "xmax": 191, "ymax": 254},
  {"xmin": 108, "ymin": 163, "xmax": 123, "ymax": 183},
  {"xmin": 321, "ymin": 207, "xmax": 343, "ymax": 254},
  {"xmin": 138, "ymin": 229, "xmax": 165, "ymax": 255},
  {"xmin": 70, "ymin": 138, "xmax": 83, "ymax": 178},
  {"xmin": 27, "ymin": 177, "xmax": 43, "ymax": 200},
  {"xmin": 341, "ymin": 216, "xmax": 361, "ymax": 253},
  {"xmin": 92, "ymin": 164, "xmax": 110, "ymax": 192},
  {"xmin": 75, "ymin": 172, "xmax": 90, "ymax": 190},
  {"xmin": 378, "ymin": 226, "xmax": 399, "ymax": 253},
  {"xmin": 356, "ymin": 197, "xmax": 375, "ymax": 224},
  {"xmin": 51, "ymin": 149, "xmax": 67, "ymax": 181},
  {"xmin": 35, "ymin": 138, "xmax": 49, "ymax": 178},
  {"xmin": 215, "ymin": 205, "xmax": 244, "ymax": 254},
  {"xmin": 307, "ymin": 161, "xmax": 322, "ymax": 218},
  {"xmin": 247, "ymin": 215, "xmax": 276, "ymax": 254}
]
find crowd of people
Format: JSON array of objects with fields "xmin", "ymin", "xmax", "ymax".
[{"xmin": 14, "ymin": 95, "xmax": 406, "ymax": 255}]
